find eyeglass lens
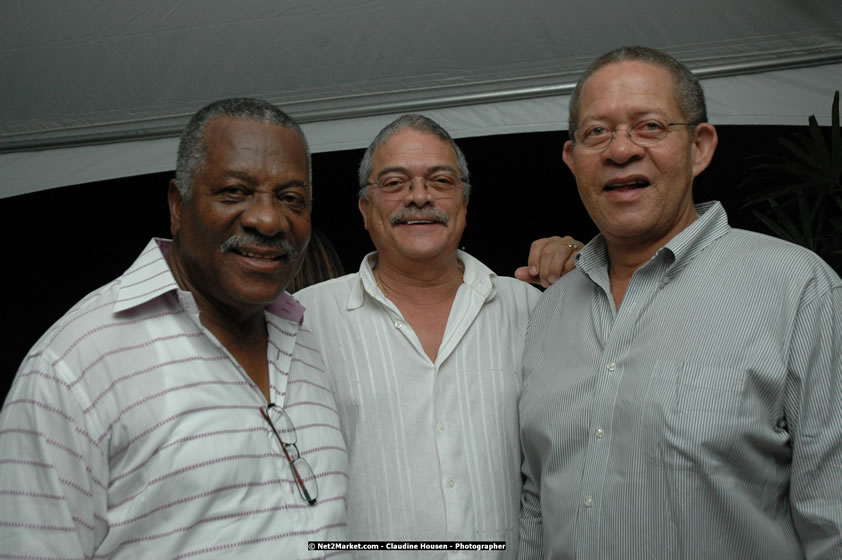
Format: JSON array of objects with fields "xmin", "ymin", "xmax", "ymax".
[
  {"xmin": 373, "ymin": 176, "xmax": 462, "ymax": 201},
  {"xmin": 261, "ymin": 404, "xmax": 319, "ymax": 505}
]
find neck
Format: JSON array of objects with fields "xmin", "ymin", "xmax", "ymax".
[
  {"xmin": 373, "ymin": 252, "xmax": 464, "ymax": 306},
  {"xmin": 603, "ymin": 238, "xmax": 675, "ymax": 310},
  {"xmin": 606, "ymin": 243, "xmax": 658, "ymax": 279},
  {"xmin": 165, "ymin": 247, "xmax": 267, "ymax": 341},
  {"xmin": 165, "ymin": 245, "xmax": 272, "ymax": 401},
  {"xmin": 603, "ymin": 211, "xmax": 698, "ymax": 308}
]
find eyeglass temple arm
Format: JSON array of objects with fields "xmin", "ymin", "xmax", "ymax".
[{"xmin": 260, "ymin": 407, "xmax": 317, "ymax": 505}]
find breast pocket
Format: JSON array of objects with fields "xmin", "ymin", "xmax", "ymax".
[{"xmin": 643, "ymin": 360, "xmax": 746, "ymax": 470}]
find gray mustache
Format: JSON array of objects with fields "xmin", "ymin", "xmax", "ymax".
[
  {"xmin": 220, "ymin": 233, "xmax": 299, "ymax": 260},
  {"xmin": 389, "ymin": 206, "xmax": 449, "ymax": 226}
]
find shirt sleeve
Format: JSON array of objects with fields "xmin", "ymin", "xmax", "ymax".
[
  {"xmin": 518, "ymin": 449, "xmax": 544, "ymax": 560},
  {"xmin": 517, "ymin": 285, "xmax": 552, "ymax": 560},
  {"xmin": 0, "ymin": 350, "xmax": 109, "ymax": 557},
  {"xmin": 786, "ymin": 285, "xmax": 842, "ymax": 560}
]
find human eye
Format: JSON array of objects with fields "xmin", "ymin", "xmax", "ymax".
[
  {"xmin": 277, "ymin": 189, "xmax": 310, "ymax": 211},
  {"xmin": 578, "ymin": 125, "xmax": 610, "ymax": 146},
  {"xmin": 378, "ymin": 176, "xmax": 408, "ymax": 192},
  {"xmin": 428, "ymin": 174, "xmax": 459, "ymax": 189},
  {"xmin": 635, "ymin": 119, "xmax": 668, "ymax": 139},
  {"xmin": 217, "ymin": 185, "xmax": 250, "ymax": 201}
]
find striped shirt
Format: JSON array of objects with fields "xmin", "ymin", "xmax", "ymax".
[
  {"xmin": 0, "ymin": 238, "xmax": 349, "ymax": 559},
  {"xmin": 296, "ymin": 251, "xmax": 541, "ymax": 557},
  {"xmin": 518, "ymin": 201, "xmax": 842, "ymax": 560}
]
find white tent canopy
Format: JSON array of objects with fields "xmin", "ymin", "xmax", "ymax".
[{"xmin": 2, "ymin": 0, "xmax": 841, "ymax": 198}]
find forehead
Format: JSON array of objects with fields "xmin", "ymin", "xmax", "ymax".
[
  {"xmin": 372, "ymin": 128, "xmax": 459, "ymax": 172},
  {"xmin": 201, "ymin": 116, "xmax": 309, "ymax": 178},
  {"xmin": 578, "ymin": 60, "xmax": 682, "ymax": 122}
]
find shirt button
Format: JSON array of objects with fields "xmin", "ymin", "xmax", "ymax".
[
  {"xmin": 394, "ymin": 320, "xmax": 403, "ymax": 329},
  {"xmin": 595, "ymin": 427, "xmax": 604, "ymax": 439},
  {"xmin": 447, "ymin": 480, "xmax": 455, "ymax": 488},
  {"xmin": 584, "ymin": 495, "xmax": 593, "ymax": 508},
  {"xmin": 437, "ymin": 422, "xmax": 446, "ymax": 432},
  {"xmin": 607, "ymin": 362, "xmax": 616, "ymax": 372}
]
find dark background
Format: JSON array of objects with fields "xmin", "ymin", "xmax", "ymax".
[{"xmin": 1, "ymin": 125, "xmax": 803, "ymax": 402}]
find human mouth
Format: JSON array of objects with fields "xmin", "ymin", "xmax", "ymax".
[
  {"xmin": 604, "ymin": 176, "xmax": 651, "ymax": 192},
  {"xmin": 236, "ymin": 248, "xmax": 282, "ymax": 260}
]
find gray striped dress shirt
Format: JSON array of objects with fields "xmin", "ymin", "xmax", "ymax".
[{"xmin": 518, "ymin": 202, "xmax": 841, "ymax": 560}]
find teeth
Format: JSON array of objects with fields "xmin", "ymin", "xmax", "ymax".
[
  {"xmin": 405, "ymin": 220, "xmax": 435, "ymax": 225},
  {"xmin": 608, "ymin": 180, "xmax": 647, "ymax": 189},
  {"xmin": 242, "ymin": 251, "xmax": 273, "ymax": 259}
]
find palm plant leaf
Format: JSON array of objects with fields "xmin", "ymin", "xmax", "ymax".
[{"xmin": 739, "ymin": 90, "xmax": 841, "ymax": 272}]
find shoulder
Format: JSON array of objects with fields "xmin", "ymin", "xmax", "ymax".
[
  {"xmin": 294, "ymin": 273, "xmax": 363, "ymax": 337},
  {"xmin": 24, "ymin": 276, "xmax": 126, "ymax": 365},
  {"xmin": 459, "ymin": 250, "xmax": 542, "ymax": 306},
  {"xmin": 718, "ymin": 229, "xmax": 840, "ymax": 294},
  {"xmin": 493, "ymin": 276, "xmax": 543, "ymax": 306},
  {"xmin": 295, "ymin": 272, "xmax": 359, "ymax": 306}
]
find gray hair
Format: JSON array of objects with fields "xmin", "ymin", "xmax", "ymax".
[
  {"xmin": 568, "ymin": 46, "xmax": 708, "ymax": 137},
  {"xmin": 358, "ymin": 114, "xmax": 471, "ymax": 200},
  {"xmin": 174, "ymin": 98, "xmax": 310, "ymax": 198}
]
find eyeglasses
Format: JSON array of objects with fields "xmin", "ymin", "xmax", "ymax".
[
  {"xmin": 573, "ymin": 119, "xmax": 696, "ymax": 150},
  {"xmin": 366, "ymin": 174, "xmax": 466, "ymax": 201},
  {"xmin": 259, "ymin": 403, "xmax": 318, "ymax": 505}
]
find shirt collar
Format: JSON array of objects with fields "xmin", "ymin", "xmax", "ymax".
[
  {"xmin": 347, "ymin": 249, "xmax": 497, "ymax": 310},
  {"xmin": 113, "ymin": 238, "xmax": 306, "ymax": 323},
  {"xmin": 661, "ymin": 200, "xmax": 730, "ymax": 279},
  {"xmin": 576, "ymin": 201, "xmax": 731, "ymax": 278}
]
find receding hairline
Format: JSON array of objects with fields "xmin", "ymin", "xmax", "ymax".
[
  {"xmin": 370, "ymin": 128, "xmax": 462, "ymax": 169},
  {"xmin": 567, "ymin": 46, "xmax": 708, "ymax": 134},
  {"xmin": 577, "ymin": 59, "xmax": 684, "ymax": 116}
]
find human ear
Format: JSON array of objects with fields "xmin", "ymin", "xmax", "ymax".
[
  {"xmin": 358, "ymin": 196, "xmax": 369, "ymax": 231},
  {"xmin": 691, "ymin": 123, "xmax": 718, "ymax": 178},
  {"xmin": 168, "ymin": 179, "xmax": 184, "ymax": 237}
]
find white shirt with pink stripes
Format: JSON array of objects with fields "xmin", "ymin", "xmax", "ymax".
[{"xmin": 0, "ymin": 238, "xmax": 349, "ymax": 559}]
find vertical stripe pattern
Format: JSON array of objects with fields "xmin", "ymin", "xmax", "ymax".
[
  {"xmin": 518, "ymin": 202, "xmax": 842, "ymax": 560},
  {"xmin": 296, "ymin": 250, "xmax": 541, "ymax": 558}
]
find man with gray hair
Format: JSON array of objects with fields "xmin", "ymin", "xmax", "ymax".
[
  {"xmin": 0, "ymin": 98, "xmax": 349, "ymax": 557},
  {"xmin": 295, "ymin": 113, "xmax": 579, "ymax": 556},
  {"xmin": 518, "ymin": 46, "xmax": 841, "ymax": 559}
]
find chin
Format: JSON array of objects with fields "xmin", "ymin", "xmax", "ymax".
[{"xmin": 226, "ymin": 283, "xmax": 289, "ymax": 308}]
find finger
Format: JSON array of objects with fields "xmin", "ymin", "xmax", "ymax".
[
  {"xmin": 514, "ymin": 266, "xmax": 537, "ymax": 283},
  {"xmin": 526, "ymin": 239, "xmax": 552, "ymax": 277},
  {"xmin": 538, "ymin": 236, "xmax": 577, "ymax": 286},
  {"xmin": 562, "ymin": 238, "xmax": 583, "ymax": 274},
  {"xmin": 539, "ymin": 247, "xmax": 564, "ymax": 286}
]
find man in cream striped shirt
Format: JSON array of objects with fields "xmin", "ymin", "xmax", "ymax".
[
  {"xmin": 519, "ymin": 46, "xmax": 841, "ymax": 559},
  {"xmin": 296, "ymin": 114, "xmax": 578, "ymax": 556}
]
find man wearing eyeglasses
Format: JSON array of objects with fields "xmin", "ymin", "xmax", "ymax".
[
  {"xmin": 518, "ymin": 46, "xmax": 842, "ymax": 560},
  {"xmin": 295, "ymin": 114, "xmax": 579, "ymax": 556},
  {"xmin": 0, "ymin": 99, "xmax": 348, "ymax": 557}
]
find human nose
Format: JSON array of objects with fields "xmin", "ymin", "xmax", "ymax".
[
  {"xmin": 405, "ymin": 176, "xmax": 433, "ymax": 204},
  {"xmin": 240, "ymin": 193, "xmax": 289, "ymax": 236},
  {"xmin": 601, "ymin": 127, "xmax": 643, "ymax": 163}
]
